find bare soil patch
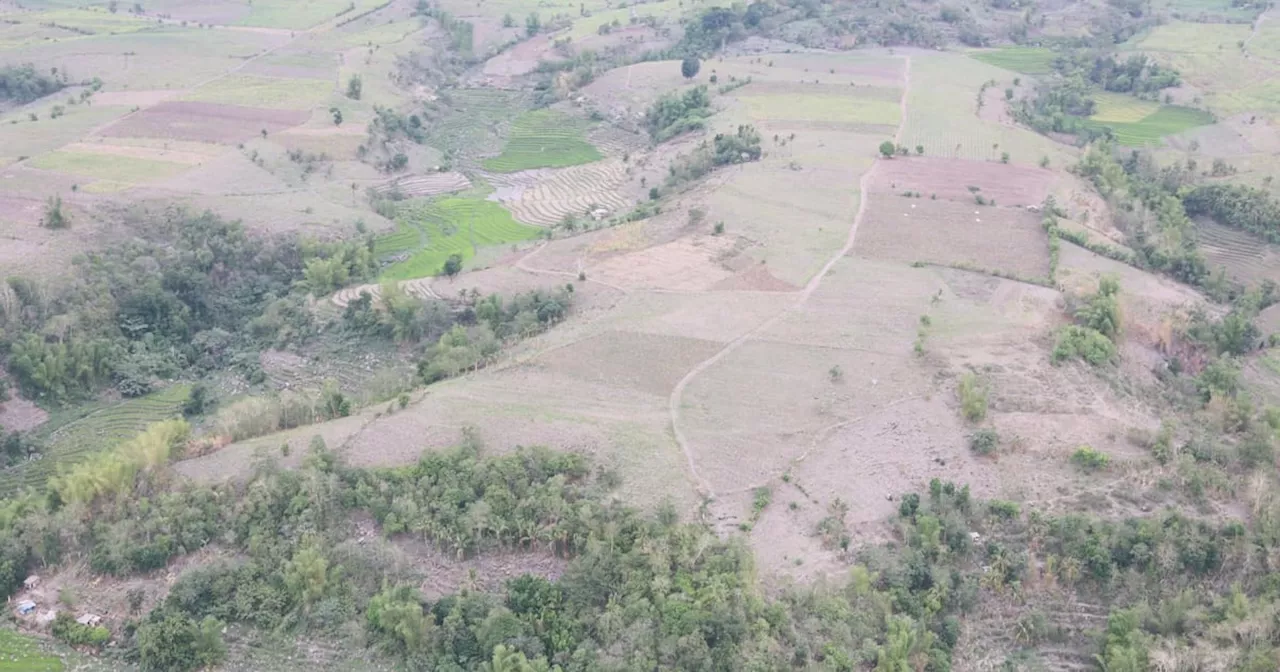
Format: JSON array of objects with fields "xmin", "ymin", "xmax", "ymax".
[
  {"xmin": 710, "ymin": 264, "xmax": 799, "ymax": 292},
  {"xmin": 872, "ymin": 156, "xmax": 1056, "ymax": 206},
  {"xmin": 91, "ymin": 90, "xmax": 180, "ymax": 108},
  {"xmin": 854, "ymin": 195, "xmax": 1051, "ymax": 280},
  {"xmin": 0, "ymin": 395, "xmax": 48, "ymax": 432},
  {"xmin": 537, "ymin": 330, "xmax": 723, "ymax": 396},
  {"xmin": 395, "ymin": 538, "xmax": 567, "ymax": 601},
  {"xmin": 480, "ymin": 34, "xmax": 556, "ymax": 82},
  {"xmin": 99, "ymin": 102, "xmax": 309, "ymax": 144},
  {"xmin": 589, "ymin": 234, "xmax": 740, "ymax": 291}
]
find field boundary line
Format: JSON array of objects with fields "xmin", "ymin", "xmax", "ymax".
[{"xmin": 667, "ymin": 54, "xmax": 913, "ymax": 509}]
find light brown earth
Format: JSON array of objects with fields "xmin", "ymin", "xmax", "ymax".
[
  {"xmin": 872, "ymin": 156, "xmax": 1056, "ymax": 207},
  {"xmin": 854, "ymin": 195, "xmax": 1052, "ymax": 280},
  {"xmin": 98, "ymin": 102, "xmax": 310, "ymax": 144}
]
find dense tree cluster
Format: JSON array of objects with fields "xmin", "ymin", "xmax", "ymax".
[
  {"xmin": 1183, "ymin": 183, "xmax": 1280, "ymax": 243},
  {"xmin": 0, "ymin": 64, "xmax": 64, "ymax": 104},
  {"xmin": 0, "ymin": 209, "xmax": 377, "ymax": 402},
  {"xmin": 643, "ymin": 86, "xmax": 713, "ymax": 142}
]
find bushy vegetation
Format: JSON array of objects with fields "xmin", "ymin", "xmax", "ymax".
[
  {"xmin": 1, "ymin": 210, "xmax": 376, "ymax": 402},
  {"xmin": 1053, "ymin": 325, "xmax": 1118, "ymax": 366},
  {"xmin": 0, "ymin": 63, "xmax": 65, "ymax": 104},
  {"xmin": 957, "ymin": 372, "xmax": 988, "ymax": 422},
  {"xmin": 643, "ymin": 86, "xmax": 712, "ymax": 142}
]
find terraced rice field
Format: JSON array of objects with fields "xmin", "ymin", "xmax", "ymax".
[
  {"xmin": 1195, "ymin": 218, "xmax": 1280, "ymax": 285},
  {"xmin": 481, "ymin": 109, "xmax": 603, "ymax": 172},
  {"xmin": 1084, "ymin": 105, "xmax": 1215, "ymax": 145},
  {"xmin": 0, "ymin": 385, "xmax": 190, "ymax": 496},
  {"xmin": 970, "ymin": 47, "xmax": 1057, "ymax": 74},
  {"xmin": 487, "ymin": 158, "xmax": 632, "ymax": 226},
  {"xmin": 181, "ymin": 74, "xmax": 334, "ymax": 110},
  {"xmin": 375, "ymin": 198, "xmax": 540, "ymax": 280},
  {"xmin": 27, "ymin": 150, "xmax": 190, "ymax": 183},
  {"xmin": 374, "ymin": 172, "xmax": 471, "ymax": 198},
  {"xmin": 427, "ymin": 89, "xmax": 528, "ymax": 163}
]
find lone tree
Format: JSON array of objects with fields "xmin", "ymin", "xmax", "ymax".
[
  {"xmin": 681, "ymin": 56, "xmax": 701, "ymax": 79},
  {"xmin": 346, "ymin": 74, "xmax": 362, "ymax": 100},
  {"xmin": 41, "ymin": 195, "xmax": 69, "ymax": 229},
  {"xmin": 878, "ymin": 140, "xmax": 896, "ymax": 158},
  {"xmin": 442, "ymin": 253, "xmax": 463, "ymax": 280}
]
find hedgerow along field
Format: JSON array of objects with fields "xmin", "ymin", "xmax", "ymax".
[
  {"xmin": 1085, "ymin": 104, "xmax": 1215, "ymax": 145},
  {"xmin": 375, "ymin": 197, "xmax": 540, "ymax": 280},
  {"xmin": 481, "ymin": 109, "xmax": 603, "ymax": 173},
  {"xmin": 0, "ymin": 385, "xmax": 191, "ymax": 497},
  {"xmin": 970, "ymin": 47, "xmax": 1057, "ymax": 74}
]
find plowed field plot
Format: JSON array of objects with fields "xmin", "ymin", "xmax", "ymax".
[
  {"xmin": 871, "ymin": 157, "xmax": 1056, "ymax": 207},
  {"xmin": 738, "ymin": 93, "xmax": 900, "ymax": 125},
  {"xmin": 482, "ymin": 109, "xmax": 603, "ymax": 172},
  {"xmin": 1195, "ymin": 218, "xmax": 1280, "ymax": 285},
  {"xmin": 853, "ymin": 195, "xmax": 1050, "ymax": 280},
  {"xmin": 588, "ymin": 235, "xmax": 740, "ymax": 291},
  {"xmin": 99, "ymin": 102, "xmax": 308, "ymax": 143},
  {"xmin": 487, "ymin": 158, "xmax": 631, "ymax": 226}
]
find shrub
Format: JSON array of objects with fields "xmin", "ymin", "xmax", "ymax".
[
  {"xmin": 51, "ymin": 613, "xmax": 109, "ymax": 648},
  {"xmin": 988, "ymin": 500, "xmax": 1020, "ymax": 519},
  {"xmin": 879, "ymin": 140, "xmax": 895, "ymax": 158},
  {"xmin": 969, "ymin": 428, "xmax": 999, "ymax": 455},
  {"xmin": 1052, "ymin": 325, "xmax": 1116, "ymax": 366},
  {"xmin": 1071, "ymin": 446, "xmax": 1110, "ymax": 471},
  {"xmin": 957, "ymin": 373, "xmax": 988, "ymax": 423}
]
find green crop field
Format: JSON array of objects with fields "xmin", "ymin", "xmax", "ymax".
[
  {"xmin": 0, "ymin": 630, "xmax": 63, "ymax": 672},
  {"xmin": 0, "ymin": 385, "xmax": 191, "ymax": 496},
  {"xmin": 1084, "ymin": 105, "xmax": 1215, "ymax": 145},
  {"xmin": 27, "ymin": 151, "xmax": 189, "ymax": 183},
  {"xmin": 0, "ymin": 106, "xmax": 130, "ymax": 163},
  {"xmin": 970, "ymin": 47, "xmax": 1057, "ymax": 75},
  {"xmin": 376, "ymin": 198, "xmax": 540, "ymax": 280},
  {"xmin": 481, "ymin": 110, "xmax": 603, "ymax": 173},
  {"xmin": 182, "ymin": 74, "xmax": 334, "ymax": 110},
  {"xmin": 1090, "ymin": 92, "xmax": 1161, "ymax": 123},
  {"xmin": 567, "ymin": 0, "xmax": 682, "ymax": 39}
]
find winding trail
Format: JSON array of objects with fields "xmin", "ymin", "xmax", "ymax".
[{"xmin": 667, "ymin": 54, "xmax": 913, "ymax": 504}]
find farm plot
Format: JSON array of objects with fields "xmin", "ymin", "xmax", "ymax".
[
  {"xmin": 425, "ymin": 89, "xmax": 528, "ymax": 164},
  {"xmin": 588, "ymin": 235, "xmax": 740, "ymax": 291},
  {"xmin": 0, "ymin": 385, "xmax": 189, "ymax": 496},
  {"xmin": 853, "ymin": 194, "xmax": 1051, "ymax": 281},
  {"xmin": 0, "ymin": 105, "xmax": 129, "ymax": 164},
  {"xmin": 1, "ymin": 28, "xmax": 287, "ymax": 92},
  {"xmin": 481, "ymin": 109, "xmax": 603, "ymax": 172},
  {"xmin": 900, "ymin": 53, "xmax": 1076, "ymax": 165},
  {"xmin": 1084, "ymin": 104, "xmax": 1215, "ymax": 145},
  {"xmin": 871, "ymin": 157, "xmax": 1056, "ymax": 207},
  {"xmin": 235, "ymin": 0, "xmax": 389, "ymax": 29},
  {"xmin": 3, "ymin": 8, "xmax": 156, "ymax": 35},
  {"xmin": 970, "ymin": 47, "xmax": 1057, "ymax": 74},
  {"xmin": 27, "ymin": 150, "xmax": 191, "ymax": 184},
  {"xmin": 0, "ymin": 629, "xmax": 64, "ymax": 672},
  {"xmin": 1090, "ymin": 92, "xmax": 1161, "ymax": 123},
  {"xmin": 375, "ymin": 197, "xmax": 540, "ymax": 281},
  {"xmin": 181, "ymin": 74, "xmax": 333, "ymax": 110},
  {"xmin": 737, "ymin": 93, "xmax": 901, "ymax": 126},
  {"xmin": 1194, "ymin": 218, "xmax": 1280, "ymax": 285},
  {"xmin": 374, "ymin": 172, "xmax": 471, "ymax": 198},
  {"xmin": 98, "ymin": 102, "xmax": 309, "ymax": 143},
  {"xmin": 487, "ymin": 158, "xmax": 632, "ymax": 226}
]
